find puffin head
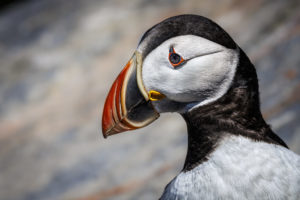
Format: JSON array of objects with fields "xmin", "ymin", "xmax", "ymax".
[{"xmin": 102, "ymin": 15, "xmax": 242, "ymax": 138}]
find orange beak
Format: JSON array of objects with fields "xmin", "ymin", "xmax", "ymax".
[{"xmin": 102, "ymin": 52, "xmax": 160, "ymax": 138}]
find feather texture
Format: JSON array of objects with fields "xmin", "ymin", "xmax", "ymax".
[{"xmin": 161, "ymin": 135, "xmax": 300, "ymax": 200}]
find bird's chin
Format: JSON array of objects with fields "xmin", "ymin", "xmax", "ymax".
[
  {"xmin": 150, "ymin": 98, "xmax": 192, "ymax": 114},
  {"xmin": 102, "ymin": 52, "xmax": 160, "ymax": 138}
]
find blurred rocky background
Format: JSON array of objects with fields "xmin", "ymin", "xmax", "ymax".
[{"xmin": 0, "ymin": 0, "xmax": 299, "ymax": 199}]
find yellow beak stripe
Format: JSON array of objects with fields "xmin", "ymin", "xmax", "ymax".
[{"xmin": 148, "ymin": 90, "xmax": 166, "ymax": 101}]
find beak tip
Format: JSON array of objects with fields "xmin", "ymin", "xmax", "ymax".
[
  {"xmin": 102, "ymin": 124, "xmax": 110, "ymax": 138},
  {"xmin": 102, "ymin": 131, "xmax": 108, "ymax": 139},
  {"xmin": 101, "ymin": 122, "xmax": 121, "ymax": 138},
  {"xmin": 102, "ymin": 121, "xmax": 109, "ymax": 139}
]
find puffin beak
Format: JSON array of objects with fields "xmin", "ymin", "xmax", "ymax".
[{"xmin": 102, "ymin": 51, "xmax": 160, "ymax": 138}]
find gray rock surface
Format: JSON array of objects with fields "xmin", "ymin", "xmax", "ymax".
[{"xmin": 0, "ymin": 0, "xmax": 299, "ymax": 199}]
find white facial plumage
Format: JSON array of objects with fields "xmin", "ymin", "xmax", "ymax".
[{"xmin": 138, "ymin": 35, "xmax": 239, "ymax": 112}]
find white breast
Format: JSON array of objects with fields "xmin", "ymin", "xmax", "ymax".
[{"xmin": 160, "ymin": 135, "xmax": 300, "ymax": 200}]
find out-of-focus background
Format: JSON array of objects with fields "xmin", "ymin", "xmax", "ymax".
[{"xmin": 0, "ymin": 0, "xmax": 299, "ymax": 199}]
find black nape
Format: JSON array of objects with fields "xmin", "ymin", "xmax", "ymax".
[{"xmin": 181, "ymin": 48, "xmax": 288, "ymax": 171}]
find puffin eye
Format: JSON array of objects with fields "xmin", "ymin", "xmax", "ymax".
[{"xmin": 169, "ymin": 46, "xmax": 185, "ymax": 67}]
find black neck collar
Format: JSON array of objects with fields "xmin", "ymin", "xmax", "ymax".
[{"xmin": 181, "ymin": 49, "xmax": 287, "ymax": 171}]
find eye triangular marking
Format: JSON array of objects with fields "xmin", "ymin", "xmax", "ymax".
[{"xmin": 169, "ymin": 46, "xmax": 174, "ymax": 53}]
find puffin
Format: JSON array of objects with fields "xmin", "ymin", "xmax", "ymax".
[{"xmin": 102, "ymin": 15, "xmax": 300, "ymax": 199}]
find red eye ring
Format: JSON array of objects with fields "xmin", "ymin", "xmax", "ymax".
[{"xmin": 169, "ymin": 47, "xmax": 185, "ymax": 67}]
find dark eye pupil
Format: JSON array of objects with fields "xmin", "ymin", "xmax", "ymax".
[{"xmin": 170, "ymin": 53, "xmax": 181, "ymax": 64}]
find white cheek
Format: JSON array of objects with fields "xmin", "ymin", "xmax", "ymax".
[
  {"xmin": 185, "ymin": 51, "xmax": 237, "ymax": 89},
  {"xmin": 141, "ymin": 35, "xmax": 239, "ymax": 105}
]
